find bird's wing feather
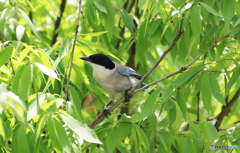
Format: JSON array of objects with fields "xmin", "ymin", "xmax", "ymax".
[{"xmin": 115, "ymin": 62, "xmax": 142, "ymax": 80}]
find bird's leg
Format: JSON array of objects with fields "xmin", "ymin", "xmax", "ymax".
[
  {"xmin": 125, "ymin": 88, "xmax": 133, "ymax": 98},
  {"xmin": 102, "ymin": 101, "xmax": 113, "ymax": 118}
]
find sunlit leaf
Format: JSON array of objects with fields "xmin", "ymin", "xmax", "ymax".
[
  {"xmin": 59, "ymin": 113, "xmax": 102, "ymax": 144},
  {"xmin": 93, "ymin": 1, "xmax": 107, "ymax": 14},
  {"xmin": 199, "ymin": 2, "xmax": 223, "ymax": 17},
  {"xmin": 0, "ymin": 45, "xmax": 13, "ymax": 67},
  {"xmin": 16, "ymin": 25, "xmax": 25, "ymax": 41},
  {"xmin": 17, "ymin": 8, "xmax": 41, "ymax": 40},
  {"xmin": 18, "ymin": 64, "xmax": 32, "ymax": 102},
  {"xmin": 34, "ymin": 62, "xmax": 60, "ymax": 80}
]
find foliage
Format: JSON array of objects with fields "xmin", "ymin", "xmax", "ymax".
[{"xmin": 1, "ymin": 0, "xmax": 240, "ymax": 152}]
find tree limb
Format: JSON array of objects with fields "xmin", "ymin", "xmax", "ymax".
[
  {"xmin": 215, "ymin": 88, "xmax": 240, "ymax": 131},
  {"xmin": 51, "ymin": 0, "xmax": 67, "ymax": 46},
  {"xmin": 134, "ymin": 34, "xmax": 230, "ymax": 93},
  {"xmin": 65, "ymin": 0, "xmax": 82, "ymax": 101}
]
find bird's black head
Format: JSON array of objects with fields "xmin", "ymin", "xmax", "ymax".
[{"xmin": 80, "ymin": 54, "xmax": 115, "ymax": 70}]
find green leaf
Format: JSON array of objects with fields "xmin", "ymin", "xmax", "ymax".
[
  {"xmin": 150, "ymin": 114, "xmax": 157, "ymax": 140},
  {"xmin": 59, "ymin": 113, "xmax": 102, "ymax": 144},
  {"xmin": 209, "ymin": 72, "xmax": 225, "ymax": 105},
  {"xmin": 223, "ymin": 0, "xmax": 235, "ymax": 29},
  {"xmin": 34, "ymin": 62, "xmax": 60, "ymax": 80},
  {"xmin": 136, "ymin": 20, "xmax": 149, "ymax": 63},
  {"xmin": 55, "ymin": 117, "xmax": 72, "ymax": 153},
  {"xmin": 17, "ymin": 125, "xmax": 31, "ymax": 153},
  {"xmin": 48, "ymin": 115, "xmax": 62, "ymax": 152},
  {"xmin": 27, "ymin": 94, "xmax": 46, "ymax": 121},
  {"xmin": 104, "ymin": 127, "xmax": 118, "ymax": 153},
  {"xmin": 226, "ymin": 67, "xmax": 240, "ymax": 94},
  {"xmin": 0, "ymin": 45, "xmax": 13, "ymax": 68},
  {"xmin": 169, "ymin": 103, "xmax": 176, "ymax": 126},
  {"xmin": 201, "ymin": 72, "xmax": 213, "ymax": 114},
  {"xmin": 17, "ymin": 8, "xmax": 41, "ymax": 40},
  {"xmin": 135, "ymin": 125, "xmax": 149, "ymax": 152},
  {"xmin": 59, "ymin": 38, "xmax": 73, "ymax": 59},
  {"xmin": 139, "ymin": 89, "xmax": 161, "ymax": 121},
  {"xmin": 161, "ymin": 85, "xmax": 174, "ymax": 105},
  {"xmin": 69, "ymin": 86, "xmax": 83, "ymax": 121},
  {"xmin": 176, "ymin": 90, "xmax": 187, "ymax": 119},
  {"xmin": 172, "ymin": 66, "xmax": 205, "ymax": 86},
  {"xmin": 93, "ymin": 1, "xmax": 107, "ymax": 14},
  {"xmin": 183, "ymin": 138, "xmax": 197, "ymax": 153},
  {"xmin": 117, "ymin": 114, "xmax": 133, "ymax": 143},
  {"xmin": 190, "ymin": 5, "xmax": 201, "ymax": 38},
  {"xmin": 206, "ymin": 121, "xmax": 219, "ymax": 140},
  {"xmin": 0, "ymin": 83, "xmax": 7, "ymax": 114},
  {"xmin": 199, "ymin": 2, "xmax": 223, "ymax": 17},
  {"xmin": 18, "ymin": 64, "xmax": 32, "ymax": 102},
  {"xmin": 7, "ymin": 91, "xmax": 26, "ymax": 122},
  {"xmin": 34, "ymin": 111, "xmax": 52, "ymax": 149},
  {"xmin": 0, "ymin": 7, "xmax": 16, "ymax": 31},
  {"xmin": 159, "ymin": 130, "xmax": 172, "ymax": 152},
  {"xmin": 120, "ymin": 9, "xmax": 136, "ymax": 37},
  {"xmin": 189, "ymin": 122, "xmax": 203, "ymax": 152},
  {"xmin": 12, "ymin": 66, "xmax": 24, "ymax": 94}
]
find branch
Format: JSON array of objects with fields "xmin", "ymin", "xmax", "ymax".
[
  {"xmin": 65, "ymin": 0, "xmax": 82, "ymax": 101},
  {"xmin": 207, "ymin": 34, "xmax": 230, "ymax": 51},
  {"xmin": 88, "ymin": 29, "xmax": 185, "ymax": 129},
  {"xmin": 197, "ymin": 91, "xmax": 200, "ymax": 122},
  {"xmin": 215, "ymin": 88, "xmax": 240, "ymax": 131},
  {"xmin": 134, "ymin": 34, "xmax": 230, "ymax": 93},
  {"xmin": 51, "ymin": 0, "xmax": 67, "ymax": 46}
]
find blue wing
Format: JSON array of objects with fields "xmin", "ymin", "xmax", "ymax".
[{"xmin": 117, "ymin": 67, "xmax": 142, "ymax": 80}]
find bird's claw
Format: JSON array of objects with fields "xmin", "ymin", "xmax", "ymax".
[
  {"xmin": 125, "ymin": 89, "xmax": 133, "ymax": 98},
  {"xmin": 102, "ymin": 106, "xmax": 111, "ymax": 119}
]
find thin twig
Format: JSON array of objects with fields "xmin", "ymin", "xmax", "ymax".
[
  {"xmin": 171, "ymin": 17, "xmax": 179, "ymax": 33},
  {"xmin": 197, "ymin": 91, "xmax": 200, "ymax": 122},
  {"xmin": 88, "ymin": 29, "xmax": 184, "ymax": 128},
  {"xmin": 65, "ymin": 0, "xmax": 82, "ymax": 101},
  {"xmin": 207, "ymin": 34, "xmax": 230, "ymax": 50}
]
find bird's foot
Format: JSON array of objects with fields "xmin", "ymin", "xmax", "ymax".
[
  {"xmin": 125, "ymin": 88, "xmax": 133, "ymax": 98},
  {"xmin": 102, "ymin": 101, "xmax": 112, "ymax": 119},
  {"xmin": 102, "ymin": 106, "xmax": 111, "ymax": 119}
]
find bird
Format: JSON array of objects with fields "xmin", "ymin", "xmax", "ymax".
[
  {"xmin": 80, "ymin": 53, "xmax": 176, "ymax": 116},
  {"xmin": 80, "ymin": 53, "xmax": 142, "ymax": 116}
]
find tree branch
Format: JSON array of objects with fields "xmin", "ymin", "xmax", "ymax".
[
  {"xmin": 215, "ymin": 88, "xmax": 240, "ymax": 131},
  {"xmin": 88, "ymin": 29, "xmax": 184, "ymax": 129},
  {"xmin": 197, "ymin": 91, "xmax": 200, "ymax": 122},
  {"xmin": 134, "ymin": 34, "xmax": 230, "ymax": 93},
  {"xmin": 51, "ymin": 0, "xmax": 67, "ymax": 46},
  {"xmin": 65, "ymin": 0, "xmax": 82, "ymax": 101}
]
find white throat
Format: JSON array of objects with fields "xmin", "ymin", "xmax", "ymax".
[{"xmin": 90, "ymin": 63, "xmax": 116, "ymax": 82}]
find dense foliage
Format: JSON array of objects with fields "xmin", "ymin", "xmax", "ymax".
[{"xmin": 1, "ymin": 0, "xmax": 240, "ymax": 152}]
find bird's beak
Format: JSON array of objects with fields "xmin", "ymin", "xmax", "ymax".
[{"xmin": 80, "ymin": 56, "xmax": 92, "ymax": 62}]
